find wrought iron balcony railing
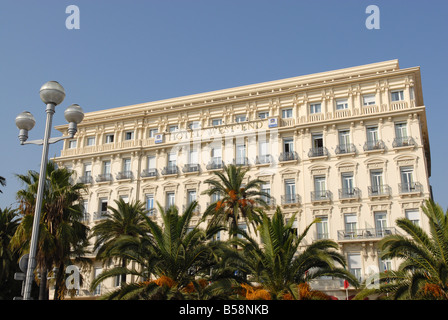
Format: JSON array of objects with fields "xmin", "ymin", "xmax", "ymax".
[
  {"xmin": 311, "ymin": 190, "xmax": 332, "ymax": 202},
  {"xmin": 399, "ymin": 182, "xmax": 422, "ymax": 194},
  {"xmin": 206, "ymin": 160, "xmax": 224, "ymax": 170},
  {"xmin": 279, "ymin": 151, "xmax": 298, "ymax": 162},
  {"xmin": 337, "ymin": 227, "xmax": 399, "ymax": 241},
  {"xmin": 338, "ymin": 187, "xmax": 361, "ymax": 200},
  {"xmin": 233, "ymin": 157, "xmax": 249, "ymax": 166},
  {"xmin": 93, "ymin": 211, "xmax": 109, "ymax": 221},
  {"xmin": 363, "ymin": 140, "xmax": 385, "ymax": 151},
  {"xmin": 116, "ymin": 171, "xmax": 133, "ymax": 180},
  {"xmin": 281, "ymin": 194, "xmax": 301, "ymax": 205},
  {"xmin": 368, "ymin": 185, "xmax": 391, "ymax": 197},
  {"xmin": 255, "ymin": 154, "xmax": 273, "ymax": 164},
  {"xmin": 78, "ymin": 175, "xmax": 93, "ymax": 184},
  {"xmin": 308, "ymin": 147, "xmax": 328, "ymax": 158},
  {"xmin": 392, "ymin": 136, "xmax": 416, "ymax": 148},
  {"xmin": 183, "ymin": 163, "xmax": 200, "ymax": 173},
  {"xmin": 161, "ymin": 165, "xmax": 178, "ymax": 175},
  {"xmin": 96, "ymin": 173, "xmax": 113, "ymax": 182},
  {"xmin": 335, "ymin": 144, "xmax": 356, "ymax": 155},
  {"xmin": 141, "ymin": 168, "xmax": 157, "ymax": 178}
]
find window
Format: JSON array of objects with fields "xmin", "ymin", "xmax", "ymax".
[
  {"xmin": 363, "ymin": 94, "xmax": 376, "ymax": 106},
  {"xmin": 400, "ymin": 166, "xmax": 414, "ymax": 192},
  {"xmin": 261, "ymin": 183, "xmax": 271, "ymax": 205},
  {"xmin": 237, "ymin": 223, "xmax": 247, "ymax": 239},
  {"xmin": 341, "ymin": 173, "xmax": 354, "ymax": 196},
  {"xmin": 123, "ymin": 158, "xmax": 131, "ymax": 172},
  {"xmin": 236, "ymin": 144, "xmax": 246, "ymax": 165},
  {"xmin": 86, "ymin": 136, "xmax": 95, "ymax": 146},
  {"xmin": 283, "ymin": 138, "xmax": 294, "ymax": 153},
  {"xmin": 146, "ymin": 194, "xmax": 154, "ymax": 213},
  {"xmin": 405, "ymin": 209, "xmax": 420, "ymax": 226},
  {"xmin": 259, "ymin": 140, "xmax": 268, "ymax": 156},
  {"xmin": 68, "ymin": 140, "xmax": 77, "ymax": 149},
  {"xmin": 168, "ymin": 152, "xmax": 177, "ymax": 168},
  {"xmin": 379, "ymin": 255, "xmax": 392, "ymax": 272},
  {"xmin": 166, "ymin": 192, "xmax": 175, "ymax": 208},
  {"xmin": 124, "ymin": 131, "xmax": 134, "ymax": 140},
  {"xmin": 211, "ymin": 192, "xmax": 221, "ymax": 203},
  {"xmin": 103, "ymin": 160, "xmax": 111, "ymax": 174},
  {"xmin": 99, "ymin": 198, "xmax": 108, "ymax": 213},
  {"xmin": 258, "ymin": 111, "xmax": 269, "ymax": 119},
  {"xmin": 310, "ymin": 103, "xmax": 321, "ymax": 114},
  {"xmin": 366, "ymin": 126, "xmax": 379, "ymax": 143},
  {"xmin": 82, "ymin": 200, "xmax": 89, "ymax": 221},
  {"xmin": 84, "ymin": 163, "xmax": 92, "ymax": 177},
  {"xmin": 212, "ymin": 118, "xmax": 223, "ymax": 126},
  {"xmin": 149, "ymin": 128, "xmax": 158, "ymax": 138},
  {"xmin": 374, "ymin": 212, "xmax": 388, "ymax": 236},
  {"xmin": 370, "ymin": 170, "xmax": 384, "ymax": 194},
  {"xmin": 345, "ymin": 214, "xmax": 357, "ymax": 233},
  {"xmin": 338, "ymin": 130, "xmax": 350, "ymax": 152},
  {"xmin": 336, "ymin": 99, "xmax": 348, "ymax": 110},
  {"xmin": 395, "ymin": 122, "xmax": 408, "ymax": 139},
  {"xmin": 147, "ymin": 156, "xmax": 156, "ymax": 169},
  {"xmin": 120, "ymin": 195, "xmax": 129, "ymax": 203},
  {"xmin": 348, "ymin": 253, "xmax": 362, "ymax": 281},
  {"xmin": 169, "ymin": 125, "xmax": 179, "ymax": 132},
  {"xmin": 188, "ymin": 121, "xmax": 200, "ymax": 130},
  {"xmin": 235, "ymin": 114, "xmax": 247, "ymax": 123},
  {"xmin": 284, "ymin": 179, "xmax": 296, "ymax": 203},
  {"xmin": 281, "ymin": 108, "xmax": 293, "ymax": 118},
  {"xmin": 312, "ymin": 133, "xmax": 324, "ymax": 152},
  {"xmin": 189, "ymin": 148, "xmax": 198, "ymax": 165},
  {"xmin": 93, "ymin": 268, "xmax": 102, "ymax": 295},
  {"xmin": 105, "ymin": 134, "xmax": 114, "ymax": 143},
  {"xmin": 187, "ymin": 190, "xmax": 197, "ymax": 205},
  {"xmin": 316, "ymin": 216, "xmax": 329, "ymax": 239},
  {"xmin": 211, "ymin": 147, "xmax": 222, "ymax": 164},
  {"xmin": 314, "ymin": 176, "xmax": 326, "ymax": 198},
  {"xmin": 391, "ymin": 90, "xmax": 404, "ymax": 102},
  {"xmin": 410, "ymin": 87, "xmax": 415, "ymax": 100}
]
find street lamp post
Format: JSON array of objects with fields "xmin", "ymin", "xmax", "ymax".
[{"xmin": 15, "ymin": 81, "xmax": 84, "ymax": 300}]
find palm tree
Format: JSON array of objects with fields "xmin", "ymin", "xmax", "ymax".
[
  {"xmin": 355, "ymin": 199, "xmax": 448, "ymax": 300},
  {"xmin": 0, "ymin": 207, "xmax": 22, "ymax": 299},
  {"xmin": 231, "ymin": 207, "xmax": 359, "ymax": 299},
  {"xmin": 91, "ymin": 198, "xmax": 149, "ymax": 286},
  {"xmin": 0, "ymin": 176, "xmax": 6, "ymax": 193},
  {"xmin": 11, "ymin": 161, "xmax": 90, "ymax": 300},
  {"xmin": 91, "ymin": 201, "xmax": 232, "ymax": 299},
  {"xmin": 201, "ymin": 164, "xmax": 271, "ymax": 239}
]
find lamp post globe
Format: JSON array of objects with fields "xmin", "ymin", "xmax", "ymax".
[
  {"xmin": 64, "ymin": 104, "xmax": 84, "ymax": 124},
  {"xmin": 15, "ymin": 111, "xmax": 36, "ymax": 131},
  {"xmin": 39, "ymin": 81, "xmax": 66, "ymax": 106}
]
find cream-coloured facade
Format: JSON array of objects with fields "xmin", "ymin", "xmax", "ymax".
[{"xmin": 53, "ymin": 59, "xmax": 431, "ymax": 299}]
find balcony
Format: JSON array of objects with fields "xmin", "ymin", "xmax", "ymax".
[
  {"xmin": 279, "ymin": 151, "xmax": 298, "ymax": 162},
  {"xmin": 393, "ymin": 137, "xmax": 416, "ymax": 149},
  {"xmin": 255, "ymin": 154, "xmax": 273, "ymax": 165},
  {"xmin": 96, "ymin": 173, "xmax": 113, "ymax": 183},
  {"xmin": 183, "ymin": 163, "xmax": 200, "ymax": 174},
  {"xmin": 161, "ymin": 165, "xmax": 179, "ymax": 176},
  {"xmin": 141, "ymin": 168, "xmax": 157, "ymax": 178},
  {"xmin": 337, "ymin": 227, "xmax": 399, "ymax": 242},
  {"xmin": 311, "ymin": 190, "xmax": 332, "ymax": 203},
  {"xmin": 363, "ymin": 140, "xmax": 385, "ymax": 152},
  {"xmin": 335, "ymin": 144, "xmax": 356, "ymax": 156},
  {"xmin": 206, "ymin": 160, "xmax": 224, "ymax": 171},
  {"xmin": 399, "ymin": 182, "xmax": 423, "ymax": 196},
  {"xmin": 234, "ymin": 157, "xmax": 249, "ymax": 167},
  {"xmin": 93, "ymin": 211, "xmax": 109, "ymax": 221},
  {"xmin": 281, "ymin": 194, "xmax": 301, "ymax": 206},
  {"xmin": 261, "ymin": 196, "xmax": 276, "ymax": 208},
  {"xmin": 78, "ymin": 175, "xmax": 93, "ymax": 184},
  {"xmin": 368, "ymin": 185, "xmax": 391, "ymax": 199},
  {"xmin": 308, "ymin": 147, "xmax": 328, "ymax": 159},
  {"xmin": 338, "ymin": 187, "xmax": 361, "ymax": 201},
  {"xmin": 116, "ymin": 171, "xmax": 133, "ymax": 180}
]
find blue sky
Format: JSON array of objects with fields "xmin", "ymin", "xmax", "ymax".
[{"xmin": 0, "ymin": 0, "xmax": 447, "ymax": 210}]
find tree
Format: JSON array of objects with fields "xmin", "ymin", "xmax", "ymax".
[
  {"xmin": 0, "ymin": 207, "xmax": 22, "ymax": 299},
  {"xmin": 0, "ymin": 176, "xmax": 6, "ymax": 194},
  {"xmin": 355, "ymin": 199, "xmax": 448, "ymax": 300},
  {"xmin": 11, "ymin": 161, "xmax": 90, "ymax": 300},
  {"xmin": 232, "ymin": 207, "xmax": 359, "ymax": 299},
  {"xmin": 91, "ymin": 198, "xmax": 149, "ymax": 286},
  {"xmin": 91, "ymin": 201, "xmax": 232, "ymax": 299},
  {"xmin": 201, "ymin": 164, "xmax": 271, "ymax": 239}
]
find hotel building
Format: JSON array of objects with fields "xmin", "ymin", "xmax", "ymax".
[{"xmin": 54, "ymin": 60, "xmax": 431, "ymax": 299}]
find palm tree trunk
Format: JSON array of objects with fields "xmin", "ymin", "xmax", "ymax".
[{"xmin": 39, "ymin": 268, "xmax": 48, "ymax": 300}]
